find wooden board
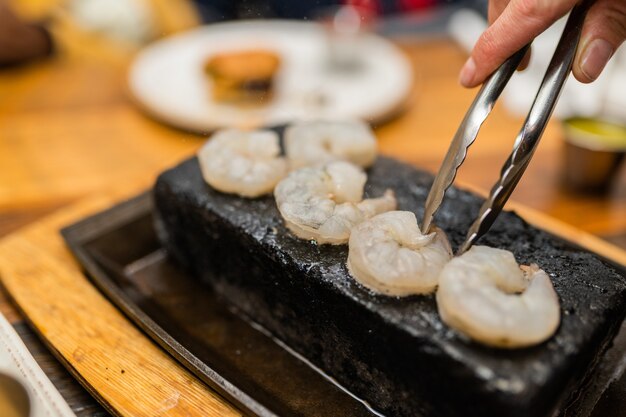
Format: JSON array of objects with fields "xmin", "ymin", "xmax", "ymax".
[
  {"xmin": 0, "ymin": 184, "xmax": 625, "ymax": 417},
  {"xmin": 0, "ymin": 189, "xmax": 240, "ymax": 417}
]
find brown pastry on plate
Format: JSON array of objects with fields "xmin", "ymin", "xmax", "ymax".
[{"xmin": 203, "ymin": 49, "xmax": 281, "ymax": 106}]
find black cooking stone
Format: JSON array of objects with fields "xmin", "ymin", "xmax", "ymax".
[{"xmin": 153, "ymin": 156, "xmax": 626, "ymax": 417}]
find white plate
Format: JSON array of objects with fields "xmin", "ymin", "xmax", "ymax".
[
  {"xmin": 0, "ymin": 313, "xmax": 75, "ymax": 417},
  {"xmin": 128, "ymin": 20, "xmax": 413, "ymax": 131}
]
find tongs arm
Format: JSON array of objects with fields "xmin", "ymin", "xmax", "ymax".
[
  {"xmin": 458, "ymin": 0, "xmax": 593, "ymax": 254},
  {"xmin": 420, "ymin": 45, "xmax": 529, "ymax": 234}
]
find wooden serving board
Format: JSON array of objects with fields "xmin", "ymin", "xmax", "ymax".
[
  {"xmin": 0, "ymin": 190, "xmax": 240, "ymax": 417},
  {"xmin": 0, "ymin": 187, "xmax": 624, "ymax": 417}
]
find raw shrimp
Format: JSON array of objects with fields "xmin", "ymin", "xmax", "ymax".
[
  {"xmin": 197, "ymin": 129, "xmax": 287, "ymax": 198},
  {"xmin": 436, "ymin": 246, "xmax": 560, "ymax": 348},
  {"xmin": 274, "ymin": 161, "xmax": 396, "ymax": 244},
  {"xmin": 347, "ymin": 211, "xmax": 452, "ymax": 296},
  {"xmin": 284, "ymin": 120, "xmax": 377, "ymax": 169}
]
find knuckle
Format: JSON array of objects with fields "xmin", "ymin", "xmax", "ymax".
[
  {"xmin": 488, "ymin": 0, "xmax": 510, "ymax": 23},
  {"xmin": 515, "ymin": 0, "xmax": 563, "ymax": 20},
  {"xmin": 604, "ymin": 2, "xmax": 626, "ymax": 39},
  {"xmin": 516, "ymin": 0, "xmax": 541, "ymax": 19}
]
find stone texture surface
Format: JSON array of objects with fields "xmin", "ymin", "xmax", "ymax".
[{"xmin": 154, "ymin": 156, "xmax": 626, "ymax": 417}]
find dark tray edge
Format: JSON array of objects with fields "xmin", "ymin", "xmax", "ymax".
[{"xmin": 60, "ymin": 191, "xmax": 275, "ymax": 417}]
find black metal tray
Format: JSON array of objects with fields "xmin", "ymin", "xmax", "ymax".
[{"xmin": 61, "ymin": 192, "xmax": 626, "ymax": 417}]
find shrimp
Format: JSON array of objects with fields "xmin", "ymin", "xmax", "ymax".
[
  {"xmin": 284, "ymin": 120, "xmax": 377, "ymax": 169},
  {"xmin": 274, "ymin": 161, "xmax": 396, "ymax": 244},
  {"xmin": 436, "ymin": 246, "xmax": 560, "ymax": 348},
  {"xmin": 347, "ymin": 211, "xmax": 452, "ymax": 296},
  {"xmin": 197, "ymin": 129, "xmax": 287, "ymax": 198}
]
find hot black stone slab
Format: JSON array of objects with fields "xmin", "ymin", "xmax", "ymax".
[{"xmin": 153, "ymin": 156, "xmax": 626, "ymax": 417}]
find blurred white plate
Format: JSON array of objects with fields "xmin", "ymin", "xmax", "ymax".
[
  {"xmin": 0, "ymin": 314, "xmax": 75, "ymax": 417},
  {"xmin": 128, "ymin": 20, "xmax": 413, "ymax": 131}
]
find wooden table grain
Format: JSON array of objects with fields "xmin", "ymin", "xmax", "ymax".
[{"xmin": 0, "ymin": 18, "xmax": 625, "ymax": 416}]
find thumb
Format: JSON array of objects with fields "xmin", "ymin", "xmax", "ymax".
[{"xmin": 573, "ymin": 0, "xmax": 626, "ymax": 83}]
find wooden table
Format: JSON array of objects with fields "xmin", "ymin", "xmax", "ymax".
[
  {"xmin": 1, "ymin": 38, "xmax": 624, "ymax": 241},
  {"xmin": 0, "ymin": 16, "xmax": 625, "ymax": 416}
]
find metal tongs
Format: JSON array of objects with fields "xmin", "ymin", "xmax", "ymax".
[{"xmin": 421, "ymin": 0, "xmax": 592, "ymax": 255}]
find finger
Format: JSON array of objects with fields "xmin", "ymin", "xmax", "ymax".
[
  {"xmin": 460, "ymin": 0, "xmax": 577, "ymax": 87},
  {"xmin": 573, "ymin": 0, "xmax": 626, "ymax": 83},
  {"xmin": 489, "ymin": 0, "xmax": 531, "ymax": 71},
  {"xmin": 488, "ymin": 0, "xmax": 510, "ymax": 24}
]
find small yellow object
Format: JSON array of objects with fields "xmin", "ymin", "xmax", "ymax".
[{"xmin": 564, "ymin": 117, "xmax": 626, "ymax": 151}]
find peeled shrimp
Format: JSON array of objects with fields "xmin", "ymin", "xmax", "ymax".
[
  {"xmin": 274, "ymin": 161, "xmax": 396, "ymax": 244},
  {"xmin": 347, "ymin": 211, "xmax": 452, "ymax": 296},
  {"xmin": 284, "ymin": 120, "xmax": 377, "ymax": 169},
  {"xmin": 436, "ymin": 246, "xmax": 560, "ymax": 348},
  {"xmin": 197, "ymin": 129, "xmax": 287, "ymax": 198}
]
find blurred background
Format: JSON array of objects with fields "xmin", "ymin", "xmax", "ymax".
[
  {"xmin": 0, "ymin": 1, "xmax": 625, "ymax": 416},
  {"xmin": 0, "ymin": 0, "xmax": 624, "ymax": 243}
]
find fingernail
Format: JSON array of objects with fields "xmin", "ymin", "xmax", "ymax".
[
  {"xmin": 459, "ymin": 57, "xmax": 476, "ymax": 87},
  {"xmin": 580, "ymin": 39, "xmax": 613, "ymax": 81}
]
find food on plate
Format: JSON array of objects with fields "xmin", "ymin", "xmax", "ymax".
[
  {"xmin": 437, "ymin": 246, "xmax": 560, "ymax": 348},
  {"xmin": 203, "ymin": 49, "xmax": 281, "ymax": 105},
  {"xmin": 274, "ymin": 161, "xmax": 396, "ymax": 244},
  {"xmin": 284, "ymin": 120, "xmax": 377, "ymax": 169},
  {"xmin": 197, "ymin": 129, "xmax": 287, "ymax": 198},
  {"xmin": 347, "ymin": 211, "xmax": 452, "ymax": 295},
  {"xmin": 154, "ymin": 133, "xmax": 626, "ymax": 417}
]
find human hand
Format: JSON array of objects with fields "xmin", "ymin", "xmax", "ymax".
[{"xmin": 459, "ymin": 0, "xmax": 626, "ymax": 87}]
